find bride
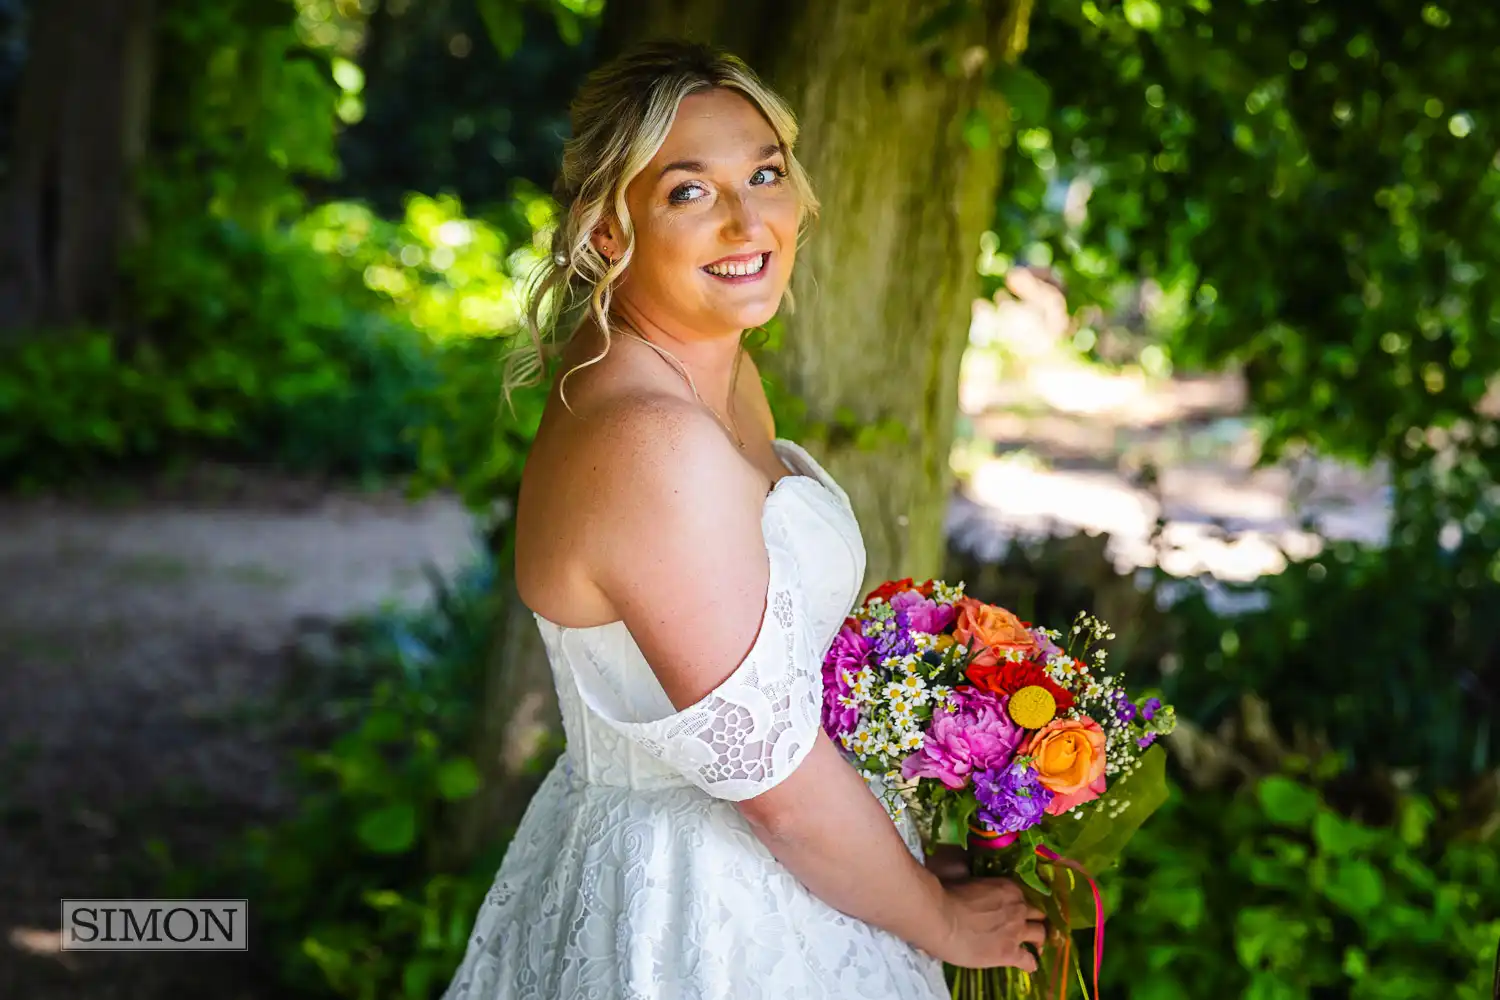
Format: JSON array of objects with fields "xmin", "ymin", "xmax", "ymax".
[{"xmin": 442, "ymin": 40, "xmax": 1045, "ymax": 999}]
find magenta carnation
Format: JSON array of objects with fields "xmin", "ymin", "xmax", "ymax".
[
  {"xmin": 889, "ymin": 589, "xmax": 956, "ymax": 635},
  {"xmin": 900, "ymin": 687, "xmax": 1024, "ymax": 789},
  {"xmin": 821, "ymin": 623, "xmax": 870, "ymax": 739}
]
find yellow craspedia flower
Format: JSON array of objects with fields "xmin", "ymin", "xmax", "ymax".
[{"xmin": 1008, "ymin": 685, "xmax": 1058, "ymax": 729}]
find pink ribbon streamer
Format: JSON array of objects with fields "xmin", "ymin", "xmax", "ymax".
[
  {"xmin": 967, "ymin": 832, "xmax": 1106, "ymax": 998},
  {"xmin": 1034, "ymin": 845, "xmax": 1105, "ymax": 1000}
]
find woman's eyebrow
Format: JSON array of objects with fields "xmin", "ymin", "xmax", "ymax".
[{"xmin": 657, "ymin": 144, "xmax": 784, "ymax": 180}]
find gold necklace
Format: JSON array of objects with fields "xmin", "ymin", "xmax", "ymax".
[{"xmin": 614, "ymin": 322, "xmax": 747, "ymax": 450}]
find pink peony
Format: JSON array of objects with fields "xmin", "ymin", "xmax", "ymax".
[
  {"xmin": 901, "ymin": 687, "xmax": 1024, "ymax": 789},
  {"xmin": 888, "ymin": 589, "xmax": 956, "ymax": 636},
  {"xmin": 822, "ymin": 623, "xmax": 870, "ymax": 739}
]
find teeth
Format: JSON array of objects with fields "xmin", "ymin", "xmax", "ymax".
[{"xmin": 706, "ymin": 253, "xmax": 766, "ymax": 277}]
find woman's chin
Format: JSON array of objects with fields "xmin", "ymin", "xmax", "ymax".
[{"xmin": 711, "ymin": 298, "xmax": 782, "ymax": 333}]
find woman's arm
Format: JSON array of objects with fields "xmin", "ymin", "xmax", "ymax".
[
  {"xmin": 738, "ymin": 732, "xmax": 1041, "ymax": 968},
  {"xmin": 582, "ymin": 400, "xmax": 1044, "ymax": 969}
]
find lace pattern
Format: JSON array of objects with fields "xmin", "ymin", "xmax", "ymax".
[{"xmin": 564, "ymin": 495, "xmax": 819, "ymax": 802}]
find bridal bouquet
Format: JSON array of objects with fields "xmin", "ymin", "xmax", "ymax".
[{"xmin": 821, "ymin": 577, "xmax": 1176, "ymax": 999}]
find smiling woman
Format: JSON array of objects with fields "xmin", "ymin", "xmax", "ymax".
[
  {"xmin": 600, "ymin": 88, "xmax": 800, "ymax": 346},
  {"xmin": 441, "ymin": 40, "xmax": 1045, "ymax": 1000},
  {"xmin": 501, "ymin": 43, "xmax": 819, "ymax": 405}
]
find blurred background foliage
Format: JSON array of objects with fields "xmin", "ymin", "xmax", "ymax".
[{"xmin": 0, "ymin": 0, "xmax": 1495, "ymax": 997}]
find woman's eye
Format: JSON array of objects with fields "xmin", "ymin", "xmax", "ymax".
[
  {"xmin": 751, "ymin": 166, "xmax": 786, "ymax": 186},
  {"xmin": 668, "ymin": 182, "xmax": 707, "ymax": 204}
]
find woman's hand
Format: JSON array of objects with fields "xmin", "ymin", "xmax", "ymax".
[{"xmin": 932, "ymin": 877, "xmax": 1048, "ymax": 971}]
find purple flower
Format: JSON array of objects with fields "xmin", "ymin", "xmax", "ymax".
[
  {"xmin": 1116, "ymin": 701, "xmax": 1139, "ymax": 724},
  {"xmin": 821, "ymin": 624, "xmax": 870, "ymax": 739},
  {"xmin": 889, "ymin": 590, "xmax": 956, "ymax": 636},
  {"xmin": 1029, "ymin": 627, "xmax": 1063, "ymax": 661},
  {"xmin": 874, "ymin": 612, "xmax": 917, "ymax": 662},
  {"xmin": 1138, "ymin": 733, "xmax": 1157, "ymax": 749},
  {"xmin": 900, "ymin": 687, "xmax": 1023, "ymax": 789},
  {"xmin": 1141, "ymin": 697, "xmax": 1162, "ymax": 722},
  {"xmin": 974, "ymin": 761, "xmax": 1054, "ymax": 835}
]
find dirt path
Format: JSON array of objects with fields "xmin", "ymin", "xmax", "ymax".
[{"xmin": 0, "ymin": 483, "xmax": 478, "ymax": 998}]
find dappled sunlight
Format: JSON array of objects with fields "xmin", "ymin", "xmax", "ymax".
[
  {"xmin": 956, "ymin": 454, "xmax": 1330, "ymax": 581},
  {"xmin": 296, "ymin": 189, "xmax": 554, "ymax": 341},
  {"xmin": 953, "ymin": 274, "xmax": 1391, "ymax": 584}
]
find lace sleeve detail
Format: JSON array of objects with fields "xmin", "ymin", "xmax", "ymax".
[{"xmin": 583, "ymin": 509, "xmax": 820, "ymax": 802}]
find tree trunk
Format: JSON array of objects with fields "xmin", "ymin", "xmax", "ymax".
[
  {"xmin": 0, "ymin": 0, "xmax": 156, "ymax": 335},
  {"xmin": 450, "ymin": 0, "xmax": 1034, "ymax": 869},
  {"xmin": 438, "ymin": 549, "xmax": 562, "ymax": 870},
  {"xmin": 601, "ymin": 0, "xmax": 1034, "ymax": 585}
]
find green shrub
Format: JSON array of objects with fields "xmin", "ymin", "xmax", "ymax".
[
  {"xmin": 1103, "ymin": 770, "xmax": 1500, "ymax": 1000},
  {"xmin": 1149, "ymin": 497, "xmax": 1500, "ymax": 791}
]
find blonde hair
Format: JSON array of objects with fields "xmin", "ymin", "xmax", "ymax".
[{"xmin": 502, "ymin": 40, "xmax": 819, "ymax": 407}]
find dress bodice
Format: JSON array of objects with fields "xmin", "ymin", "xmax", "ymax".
[{"xmin": 533, "ymin": 439, "xmax": 867, "ymax": 798}]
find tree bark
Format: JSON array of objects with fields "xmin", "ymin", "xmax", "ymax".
[
  {"xmin": 439, "ymin": 549, "xmax": 562, "ymax": 870},
  {"xmin": 0, "ymin": 0, "xmax": 156, "ymax": 335},
  {"xmin": 600, "ymin": 0, "xmax": 1034, "ymax": 585}
]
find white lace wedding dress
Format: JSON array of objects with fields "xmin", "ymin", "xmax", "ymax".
[{"xmin": 442, "ymin": 439, "xmax": 949, "ymax": 1000}]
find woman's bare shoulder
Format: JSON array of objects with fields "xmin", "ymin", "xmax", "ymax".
[
  {"xmin": 581, "ymin": 392, "xmax": 759, "ymax": 515},
  {"xmin": 522, "ymin": 389, "xmax": 760, "ymax": 553}
]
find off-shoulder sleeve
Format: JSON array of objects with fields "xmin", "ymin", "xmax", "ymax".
[{"xmin": 568, "ymin": 507, "xmax": 821, "ymax": 802}]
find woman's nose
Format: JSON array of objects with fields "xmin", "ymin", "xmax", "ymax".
[{"xmin": 720, "ymin": 192, "xmax": 766, "ymax": 240}]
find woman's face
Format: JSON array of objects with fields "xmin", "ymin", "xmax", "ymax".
[{"xmin": 609, "ymin": 88, "xmax": 801, "ymax": 339}]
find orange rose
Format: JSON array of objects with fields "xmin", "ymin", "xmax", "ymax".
[
  {"xmin": 1026, "ymin": 717, "xmax": 1107, "ymax": 816},
  {"xmin": 952, "ymin": 597, "xmax": 1037, "ymax": 667}
]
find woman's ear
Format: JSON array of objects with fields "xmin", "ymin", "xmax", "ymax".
[{"xmin": 590, "ymin": 219, "xmax": 622, "ymax": 262}]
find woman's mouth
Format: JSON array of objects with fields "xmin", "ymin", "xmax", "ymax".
[{"xmin": 702, "ymin": 251, "xmax": 770, "ymax": 283}]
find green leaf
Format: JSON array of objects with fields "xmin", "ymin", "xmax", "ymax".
[
  {"xmin": 1018, "ymin": 863, "xmax": 1051, "ymax": 896},
  {"xmin": 1323, "ymin": 858, "xmax": 1384, "ymax": 915},
  {"xmin": 362, "ymin": 707, "xmax": 407, "ymax": 743},
  {"xmin": 936, "ymin": 795, "xmax": 979, "ymax": 846},
  {"xmin": 1256, "ymin": 775, "xmax": 1320, "ymax": 828},
  {"xmin": 1396, "ymin": 796, "xmax": 1435, "ymax": 847},
  {"xmin": 356, "ymin": 802, "xmax": 418, "ymax": 855},
  {"xmin": 402, "ymin": 958, "xmax": 435, "ymax": 1000},
  {"xmin": 1051, "ymin": 744, "xmax": 1171, "ymax": 871},
  {"xmin": 552, "ymin": 7, "xmax": 583, "ymax": 46},
  {"xmin": 435, "ymin": 756, "xmax": 482, "ymax": 801},
  {"xmin": 1123, "ymin": 0, "xmax": 1162, "ymax": 31},
  {"xmin": 990, "ymin": 64, "xmax": 1052, "ymax": 124},
  {"xmin": 362, "ymin": 888, "xmax": 403, "ymax": 910},
  {"xmin": 474, "ymin": 0, "xmax": 524, "ymax": 58},
  {"xmin": 1312, "ymin": 810, "xmax": 1384, "ymax": 855}
]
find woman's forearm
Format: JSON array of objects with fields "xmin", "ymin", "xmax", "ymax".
[{"xmin": 735, "ymin": 735, "xmax": 953, "ymax": 958}]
